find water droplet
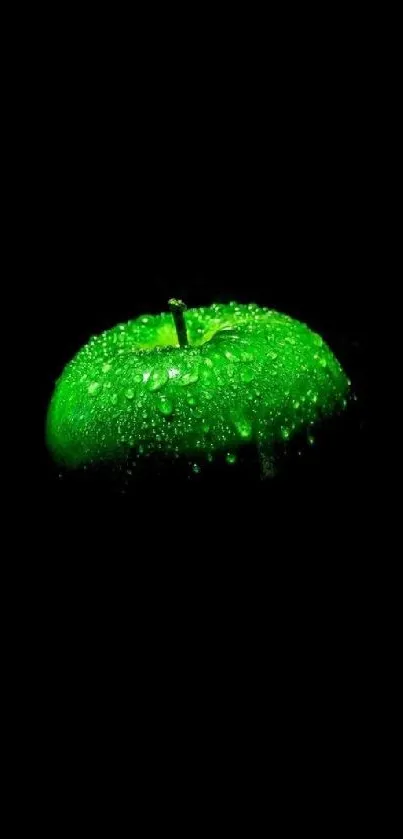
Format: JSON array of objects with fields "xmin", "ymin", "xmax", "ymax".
[
  {"xmin": 168, "ymin": 367, "xmax": 180, "ymax": 379},
  {"xmin": 187, "ymin": 395, "xmax": 196, "ymax": 406},
  {"xmin": 226, "ymin": 453, "xmax": 237, "ymax": 465},
  {"xmin": 281, "ymin": 426, "xmax": 290, "ymax": 440},
  {"xmin": 111, "ymin": 393, "xmax": 118, "ymax": 405},
  {"xmin": 293, "ymin": 401, "xmax": 300, "ymax": 409},
  {"xmin": 268, "ymin": 351, "xmax": 278, "ymax": 360},
  {"xmin": 204, "ymin": 391, "xmax": 213, "ymax": 401},
  {"xmin": 240, "ymin": 367, "xmax": 254, "ymax": 383},
  {"xmin": 143, "ymin": 371, "xmax": 151, "ymax": 383},
  {"xmin": 192, "ymin": 464, "xmax": 201, "ymax": 474},
  {"xmin": 125, "ymin": 388, "xmax": 134, "ymax": 400},
  {"xmin": 88, "ymin": 382, "xmax": 100, "ymax": 395},
  {"xmin": 157, "ymin": 397, "xmax": 173, "ymax": 416},
  {"xmin": 319, "ymin": 358, "xmax": 327, "ymax": 368},
  {"xmin": 235, "ymin": 419, "xmax": 252, "ymax": 439},
  {"xmin": 148, "ymin": 369, "xmax": 169, "ymax": 391},
  {"xmin": 204, "ymin": 357, "xmax": 213, "ymax": 368},
  {"xmin": 180, "ymin": 370, "xmax": 199, "ymax": 386},
  {"xmin": 102, "ymin": 362, "xmax": 112, "ymax": 373}
]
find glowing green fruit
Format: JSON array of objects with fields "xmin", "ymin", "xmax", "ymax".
[{"xmin": 46, "ymin": 301, "xmax": 349, "ymax": 467}]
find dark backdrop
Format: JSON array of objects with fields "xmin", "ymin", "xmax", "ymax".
[{"xmin": 23, "ymin": 25, "xmax": 378, "ymax": 772}]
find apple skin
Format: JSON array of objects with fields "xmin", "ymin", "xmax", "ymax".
[{"xmin": 46, "ymin": 302, "xmax": 349, "ymax": 468}]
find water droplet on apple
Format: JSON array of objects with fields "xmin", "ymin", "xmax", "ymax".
[
  {"xmin": 88, "ymin": 382, "xmax": 100, "ymax": 395},
  {"xmin": 226, "ymin": 453, "xmax": 237, "ymax": 465},
  {"xmin": 180, "ymin": 371, "xmax": 199, "ymax": 386},
  {"xmin": 125, "ymin": 388, "xmax": 134, "ymax": 400},
  {"xmin": 111, "ymin": 393, "xmax": 118, "ymax": 405},
  {"xmin": 235, "ymin": 419, "xmax": 252, "ymax": 439},
  {"xmin": 148, "ymin": 369, "xmax": 168, "ymax": 391},
  {"xmin": 157, "ymin": 397, "xmax": 173, "ymax": 416},
  {"xmin": 240, "ymin": 368, "xmax": 254, "ymax": 383}
]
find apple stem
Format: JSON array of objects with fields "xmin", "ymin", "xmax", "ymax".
[{"xmin": 168, "ymin": 298, "xmax": 189, "ymax": 347}]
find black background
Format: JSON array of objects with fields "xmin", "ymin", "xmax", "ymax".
[{"xmin": 13, "ymin": 21, "xmax": 382, "ymax": 789}]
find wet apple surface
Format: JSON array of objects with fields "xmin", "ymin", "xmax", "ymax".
[{"xmin": 46, "ymin": 301, "xmax": 349, "ymax": 468}]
